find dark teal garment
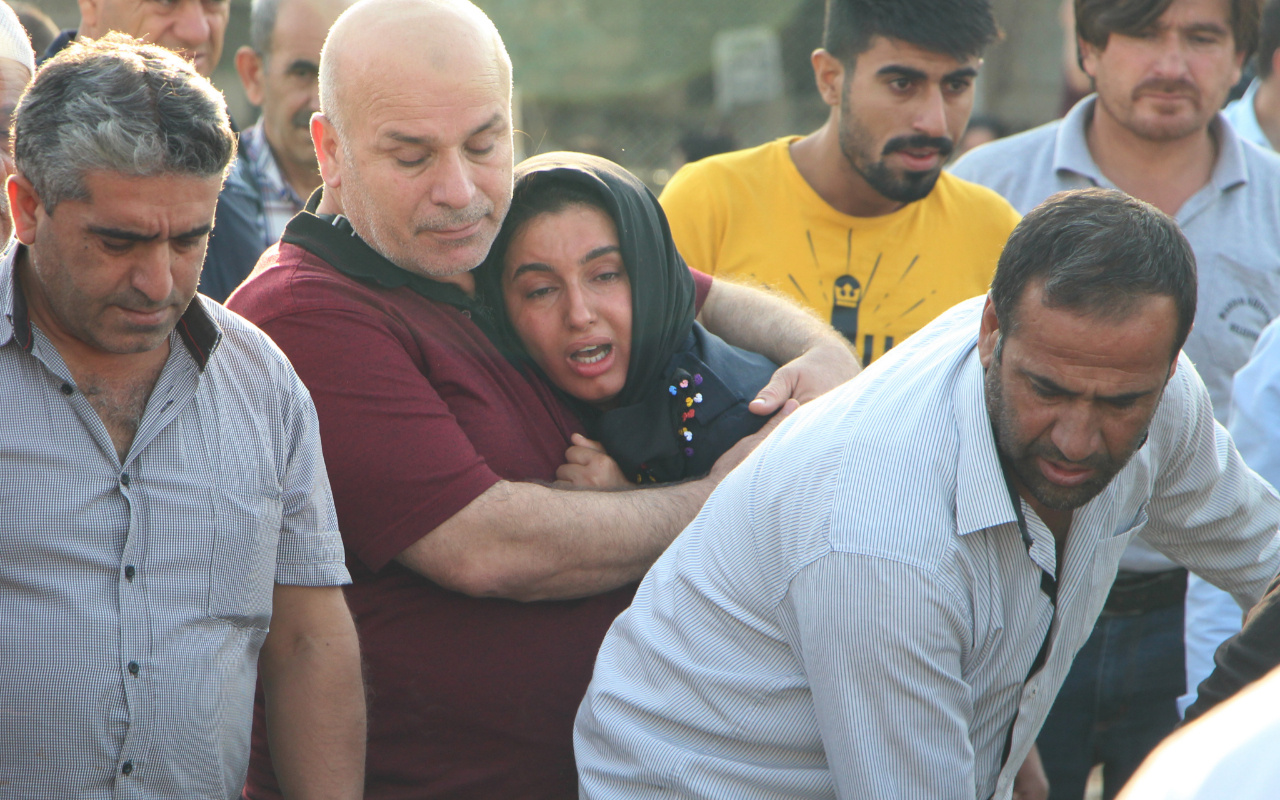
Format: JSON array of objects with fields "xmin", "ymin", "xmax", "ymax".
[{"xmin": 479, "ymin": 151, "xmax": 775, "ymax": 482}]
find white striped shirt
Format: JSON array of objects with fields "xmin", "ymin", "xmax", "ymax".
[
  {"xmin": 575, "ymin": 296, "xmax": 1280, "ymax": 800},
  {"xmin": 0, "ymin": 246, "xmax": 350, "ymax": 798}
]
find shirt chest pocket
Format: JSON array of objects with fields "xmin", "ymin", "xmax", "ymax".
[{"xmin": 208, "ymin": 488, "xmax": 283, "ymax": 629}]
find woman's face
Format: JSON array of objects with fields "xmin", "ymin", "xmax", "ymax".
[{"xmin": 502, "ymin": 203, "xmax": 632, "ymax": 407}]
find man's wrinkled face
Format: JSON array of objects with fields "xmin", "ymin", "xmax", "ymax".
[
  {"xmin": 245, "ymin": 0, "xmax": 338, "ymax": 179},
  {"xmin": 1081, "ymin": 0, "xmax": 1244, "ymax": 142},
  {"xmin": 978, "ymin": 287, "xmax": 1178, "ymax": 513},
  {"xmin": 13, "ymin": 170, "xmax": 221, "ymax": 357},
  {"xmin": 327, "ymin": 53, "xmax": 513, "ymax": 280},
  {"xmin": 838, "ymin": 36, "xmax": 979, "ymax": 205},
  {"xmin": 0, "ymin": 59, "xmax": 31, "ymax": 242},
  {"xmin": 81, "ymin": 0, "xmax": 230, "ymax": 76}
]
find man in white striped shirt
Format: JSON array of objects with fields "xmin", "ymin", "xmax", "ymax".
[{"xmin": 574, "ymin": 189, "xmax": 1280, "ymax": 800}]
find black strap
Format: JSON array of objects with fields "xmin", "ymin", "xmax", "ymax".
[
  {"xmin": 998, "ymin": 461, "xmax": 1059, "ymax": 771},
  {"xmin": 280, "ymin": 190, "xmax": 498, "ymax": 337}
]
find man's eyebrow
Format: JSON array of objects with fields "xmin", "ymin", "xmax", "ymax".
[
  {"xmin": 87, "ymin": 223, "xmax": 213, "ymax": 242},
  {"xmin": 1021, "ymin": 368, "xmax": 1158, "ymax": 404},
  {"xmin": 943, "ymin": 66, "xmax": 979, "ymax": 81},
  {"xmin": 285, "ymin": 58, "xmax": 319, "ymax": 74},
  {"xmin": 580, "ymin": 245, "xmax": 621, "ymax": 264},
  {"xmin": 385, "ymin": 112, "xmax": 506, "ymax": 148},
  {"xmin": 876, "ymin": 65, "xmax": 928, "ymax": 81},
  {"xmin": 1183, "ymin": 21, "xmax": 1230, "ymax": 36}
]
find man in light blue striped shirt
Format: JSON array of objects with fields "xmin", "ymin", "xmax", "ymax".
[{"xmin": 575, "ymin": 189, "xmax": 1280, "ymax": 800}]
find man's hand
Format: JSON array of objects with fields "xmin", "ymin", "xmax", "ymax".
[
  {"xmin": 749, "ymin": 339, "xmax": 860, "ymax": 415},
  {"xmin": 555, "ymin": 434, "xmax": 630, "ymax": 489},
  {"xmin": 1013, "ymin": 744, "xmax": 1050, "ymax": 800}
]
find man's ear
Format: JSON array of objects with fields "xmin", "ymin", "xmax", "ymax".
[
  {"xmin": 811, "ymin": 48, "xmax": 846, "ymax": 109},
  {"xmin": 312, "ymin": 113, "xmax": 342, "ymax": 190},
  {"xmin": 1078, "ymin": 35, "xmax": 1101, "ymax": 81},
  {"xmin": 978, "ymin": 295, "xmax": 1002, "ymax": 368},
  {"xmin": 9, "ymin": 173, "xmax": 42, "ymax": 246},
  {"xmin": 235, "ymin": 46, "xmax": 267, "ymax": 107}
]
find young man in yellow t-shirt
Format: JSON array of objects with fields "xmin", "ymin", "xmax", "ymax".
[{"xmin": 661, "ymin": 0, "xmax": 1020, "ymax": 366}]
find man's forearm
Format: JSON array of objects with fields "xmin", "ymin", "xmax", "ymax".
[
  {"xmin": 698, "ymin": 277, "xmax": 855, "ymax": 365},
  {"xmin": 261, "ymin": 585, "xmax": 366, "ymax": 800},
  {"xmin": 398, "ymin": 476, "xmax": 715, "ymax": 602}
]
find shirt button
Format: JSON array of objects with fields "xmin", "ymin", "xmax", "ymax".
[
  {"xmin": 124, "ymin": 565, "xmax": 136, "ymax": 582},
  {"xmin": 128, "ymin": 661, "xmax": 140, "ymax": 676},
  {"xmin": 121, "ymin": 761, "xmax": 133, "ymax": 776},
  {"xmin": 121, "ymin": 473, "xmax": 130, "ymax": 487},
  {"xmin": 59, "ymin": 383, "xmax": 73, "ymax": 396}
]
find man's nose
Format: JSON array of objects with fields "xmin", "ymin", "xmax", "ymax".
[
  {"xmin": 912, "ymin": 86, "xmax": 948, "ymax": 139},
  {"xmin": 429, "ymin": 149, "xmax": 477, "ymax": 209},
  {"xmin": 132, "ymin": 244, "xmax": 176, "ymax": 304},
  {"xmin": 167, "ymin": 0, "xmax": 213, "ymax": 48},
  {"xmin": 1050, "ymin": 404, "xmax": 1104, "ymax": 463}
]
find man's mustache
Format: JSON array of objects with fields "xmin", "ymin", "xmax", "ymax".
[
  {"xmin": 291, "ymin": 107, "xmax": 315, "ymax": 130},
  {"xmin": 1132, "ymin": 77, "xmax": 1199, "ymax": 100},
  {"xmin": 882, "ymin": 134, "xmax": 954, "ymax": 161}
]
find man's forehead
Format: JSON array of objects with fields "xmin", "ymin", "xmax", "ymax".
[{"xmin": 852, "ymin": 35, "xmax": 982, "ymax": 78}]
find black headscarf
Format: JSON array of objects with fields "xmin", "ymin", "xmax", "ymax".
[
  {"xmin": 480, "ymin": 152, "xmax": 773, "ymax": 481},
  {"xmin": 480, "ymin": 152, "xmax": 696, "ymax": 409}
]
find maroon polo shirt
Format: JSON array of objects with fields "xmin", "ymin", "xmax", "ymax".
[{"xmin": 228, "ymin": 209, "xmax": 711, "ymax": 799}]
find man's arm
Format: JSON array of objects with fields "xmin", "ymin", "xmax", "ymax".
[
  {"xmin": 783, "ymin": 553, "xmax": 978, "ymax": 798},
  {"xmin": 698, "ymin": 278, "xmax": 861, "ymax": 413},
  {"xmin": 397, "ymin": 405, "xmax": 794, "ymax": 602},
  {"xmin": 259, "ymin": 584, "xmax": 365, "ymax": 800}
]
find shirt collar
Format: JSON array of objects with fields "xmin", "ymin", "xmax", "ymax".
[
  {"xmin": 1053, "ymin": 94, "xmax": 1248, "ymax": 195},
  {"xmin": 952, "ymin": 345, "xmax": 1021, "ymax": 536},
  {"xmin": 0, "ymin": 242, "xmax": 222, "ymax": 370},
  {"xmin": 240, "ymin": 120, "xmax": 305, "ymax": 209}
]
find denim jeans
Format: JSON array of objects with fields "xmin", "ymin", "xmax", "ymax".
[{"xmin": 1035, "ymin": 603, "xmax": 1185, "ymax": 800}]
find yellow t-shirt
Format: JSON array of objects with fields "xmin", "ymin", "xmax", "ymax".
[{"xmin": 661, "ymin": 137, "xmax": 1021, "ymax": 364}]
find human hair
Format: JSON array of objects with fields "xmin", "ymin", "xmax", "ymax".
[
  {"xmin": 13, "ymin": 33, "xmax": 234, "ymax": 215},
  {"xmin": 822, "ymin": 0, "xmax": 1001, "ymax": 64},
  {"xmin": 249, "ymin": 0, "xmax": 284, "ymax": 58},
  {"xmin": 494, "ymin": 175, "xmax": 613, "ymax": 269},
  {"xmin": 1258, "ymin": 0, "xmax": 1280, "ymax": 78},
  {"xmin": 990, "ymin": 189, "xmax": 1197, "ymax": 362},
  {"xmin": 1076, "ymin": 0, "xmax": 1262, "ymax": 56}
]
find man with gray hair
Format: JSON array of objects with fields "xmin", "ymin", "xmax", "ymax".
[
  {"xmin": 0, "ymin": 0, "xmax": 35, "ymax": 243},
  {"xmin": 200, "ymin": 0, "xmax": 351, "ymax": 302},
  {"xmin": 42, "ymin": 0, "xmax": 229, "ymax": 78},
  {"xmin": 0, "ymin": 35, "xmax": 365, "ymax": 798}
]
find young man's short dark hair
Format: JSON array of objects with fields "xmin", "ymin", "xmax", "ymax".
[
  {"xmin": 821, "ymin": 0, "xmax": 1001, "ymax": 64},
  {"xmin": 1076, "ymin": 0, "xmax": 1263, "ymax": 58}
]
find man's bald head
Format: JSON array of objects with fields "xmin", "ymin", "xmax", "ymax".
[
  {"xmin": 309, "ymin": 0, "xmax": 515, "ymax": 280},
  {"xmin": 319, "ymin": 0, "xmax": 511, "ymax": 139}
]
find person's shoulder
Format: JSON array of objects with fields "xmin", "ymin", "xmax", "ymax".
[
  {"xmin": 663, "ymin": 138, "xmax": 794, "ymax": 195},
  {"xmin": 932, "ymin": 172, "xmax": 1021, "ymax": 228},
  {"xmin": 951, "ymin": 118, "xmax": 1062, "ymax": 181},
  {"xmin": 198, "ymin": 296, "xmax": 301, "ymax": 386},
  {"xmin": 228, "ymin": 243, "xmax": 376, "ymax": 324}
]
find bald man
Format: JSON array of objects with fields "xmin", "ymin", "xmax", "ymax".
[
  {"xmin": 227, "ymin": 0, "xmax": 859, "ymax": 796},
  {"xmin": 200, "ymin": 0, "xmax": 351, "ymax": 302},
  {"xmin": 42, "ymin": 0, "xmax": 229, "ymax": 77},
  {"xmin": 0, "ymin": 2, "xmax": 35, "ymax": 243}
]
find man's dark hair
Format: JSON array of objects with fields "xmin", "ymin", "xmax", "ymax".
[
  {"xmin": 990, "ymin": 189, "xmax": 1197, "ymax": 362},
  {"xmin": 1076, "ymin": 0, "xmax": 1262, "ymax": 57},
  {"xmin": 822, "ymin": 0, "xmax": 1001, "ymax": 64},
  {"xmin": 1258, "ymin": 0, "xmax": 1280, "ymax": 78}
]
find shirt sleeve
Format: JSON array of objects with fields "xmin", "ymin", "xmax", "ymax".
[
  {"xmin": 778, "ymin": 553, "xmax": 979, "ymax": 800},
  {"xmin": 1142, "ymin": 355, "xmax": 1280, "ymax": 609},
  {"xmin": 273, "ymin": 362, "xmax": 352, "ymax": 587},
  {"xmin": 256, "ymin": 305, "xmax": 502, "ymax": 572},
  {"xmin": 661, "ymin": 162, "xmax": 724, "ymax": 276}
]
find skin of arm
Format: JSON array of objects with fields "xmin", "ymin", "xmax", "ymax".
[
  {"xmin": 696, "ymin": 278, "xmax": 861, "ymax": 413},
  {"xmin": 397, "ymin": 401, "xmax": 796, "ymax": 602},
  {"xmin": 259, "ymin": 584, "xmax": 366, "ymax": 800}
]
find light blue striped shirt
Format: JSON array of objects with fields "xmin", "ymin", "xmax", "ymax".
[
  {"xmin": 0, "ymin": 245, "xmax": 350, "ymax": 798},
  {"xmin": 575, "ymin": 297, "xmax": 1280, "ymax": 800}
]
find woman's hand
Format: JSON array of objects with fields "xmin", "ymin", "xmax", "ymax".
[{"xmin": 555, "ymin": 434, "xmax": 631, "ymax": 489}]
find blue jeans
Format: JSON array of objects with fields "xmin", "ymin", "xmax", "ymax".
[{"xmin": 1035, "ymin": 603, "xmax": 1185, "ymax": 800}]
